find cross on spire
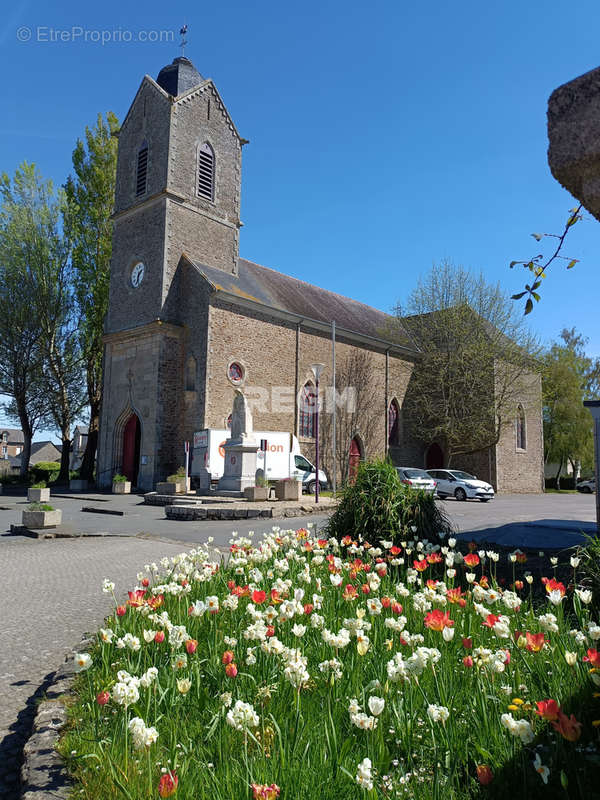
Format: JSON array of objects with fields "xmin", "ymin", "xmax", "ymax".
[{"xmin": 179, "ymin": 24, "xmax": 188, "ymax": 57}]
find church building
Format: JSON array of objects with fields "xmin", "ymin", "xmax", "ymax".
[{"xmin": 97, "ymin": 55, "xmax": 543, "ymax": 493}]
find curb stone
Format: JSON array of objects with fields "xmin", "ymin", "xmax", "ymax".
[{"xmin": 20, "ymin": 638, "xmax": 94, "ymax": 800}]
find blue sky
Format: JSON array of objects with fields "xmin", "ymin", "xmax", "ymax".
[{"xmin": 1, "ymin": 0, "xmax": 600, "ymax": 439}]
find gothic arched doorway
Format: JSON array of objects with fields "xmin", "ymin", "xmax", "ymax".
[
  {"xmin": 425, "ymin": 443, "xmax": 444, "ymax": 470},
  {"xmin": 348, "ymin": 436, "xmax": 362, "ymax": 485},
  {"xmin": 122, "ymin": 413, "xmax": 141, "ymax": 485}
]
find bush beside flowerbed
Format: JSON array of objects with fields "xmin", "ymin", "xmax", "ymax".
[
  {"xmin": 61, "ymin": 528, "xmax": 600, "ymax": 799},
  {"xmin": 326, "ymin": 460, "xmax": 453, "ymax": 544}
]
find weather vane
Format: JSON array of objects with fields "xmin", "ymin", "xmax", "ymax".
[{"xmin": 179, "ymin": 24, "xmax": 188, "ymax": 57}]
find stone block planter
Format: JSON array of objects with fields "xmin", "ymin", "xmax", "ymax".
[
  {"xmin": 28, "ymin": 487, "xmax": 50, "ymax": 503},
  {"xmin": 22, "ymin": 508, "xmax": 62, "ymax": 529},
  {"xmin": 69, "ymin": 479, "xmax": 88, "ymax": 492},
  {"xmin": 275, "ymin": 479, "xmax": 302, "ymax": 501},
  {"xmin": 243, "ymin": 486, "xmax": 269, "ymax": 502},
  {"xmin": 156, "ymin": 480, "xmax": 185, "ymax": 495},
  {"xmin": 112, "ymin": 481, "xmax": 131, "ymax": 494}
]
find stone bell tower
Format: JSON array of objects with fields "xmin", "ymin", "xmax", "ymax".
[
  {"xmin": 106, "ymin": 55, "xmax": 244, "ymax": 335},
  {"xmin": 98, "ymin": 55, "xmax": 245, "ymax": 489}
]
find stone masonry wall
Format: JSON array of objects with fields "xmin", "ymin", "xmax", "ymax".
[
  {"xmin": 203, "ymin": 298, "xmax": 414, "ymax": 481},
  {"xmin": 106, "ymin": 200, "xmax": 167, "ymax": 333},
  {"xmin": 98, "ymin": 322, "xmax": 184, "ymax": 490},
  {"xmin": 494, "ymin": 366, "xmax": 544, "ymax": 493},
  {"xmin": 165, "ymin": 84, "xmax": 241, "ymax": 279}
]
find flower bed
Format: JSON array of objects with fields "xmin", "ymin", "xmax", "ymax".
[{"xmin": 62, "ymin": 529, "xmax": 600, "ymax": 799}]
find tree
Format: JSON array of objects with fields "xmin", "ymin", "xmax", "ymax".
[
  {"xmin": 390, "ymin": 262, "xmax": 542, "ymax": 466},
  {"xmin": 64, "ymin": 112, "xmax": 119, "ymax": 482},
  {"xmin": 543, "ymin": 329, "xmax": 595, "ymax": 487},
  {"xmin": 0, "ymin": 165, "xmax": 56, "ymax": 475},
  {"xmin": 319, "ymin": 350, "xmax": 379, "ymax": 486},
  {"xmin": 0, "ymin": 162, "xmax": 85, "ymax": 483}
]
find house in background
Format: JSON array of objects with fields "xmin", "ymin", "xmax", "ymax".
[
  {"xmin": 0, "ymin": 429, "xmax": 24, "ymax": 460},
  {"xmin": 30, "ymin": 441, "xmax": 62, "ymax": 465}
]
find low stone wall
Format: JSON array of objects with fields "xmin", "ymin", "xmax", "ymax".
[
  {"xmin": 165, "ymin": 501, "xmax": 336, "ymax": 521},
  {"xmin": 19, "ymin": 639, "xmax": 95, "ymax": 800}
]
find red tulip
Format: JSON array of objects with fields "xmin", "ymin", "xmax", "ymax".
[
  {"xmin": 127, "ymin": 589, "xmax": 146, "ymax": 607},
  {"xmin": 158, "ymin": 772, "xmax": 178, "ymax": 797},
  {"xmin": 536, "ymin": 699, "xmax": 560, "ymax": 721},
  {"xmin": 551, "ymin": 710, "xmax": 582, "ymax": 742},
  {"xmin": 252, "ymin": 590, "xmax": 267, "ymax": 604},
  {"xmin": 116, "ymin": 605, "xmax": 126, "ymax": 617},
  {"xmin": 222, "ymin": 650, "xmax": 234, "ymax": 665},
  {"xmin": 584, "ymin": 648, "xmax": 600, "ymax": 668},
  {"xmin": 185, "ymin": 639, "xmax": 197, "ymax": 654},
  {"xmin": 476, "ymin": 765, "xmax": 493, "ymax": 785},
  {"xmin": 225, "ymin": 663, "xmax": 238, "ymax": 678},
  {"xmin": 154, "ymin": 630, "xmax": 165, "ymax": 643},
  {"xmin": 96, "ymin": 691, "xmax": 110, "ymax": 706}
]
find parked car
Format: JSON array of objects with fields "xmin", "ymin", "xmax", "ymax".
[
  {"xmin": 576, "ymin": 478, "xmax": 596, "ymax": 493},
  {"xmin": 396, "ymin": 467, "xmax": 437, "ymax": 494},
  {"xmin": 426, "ymin": 469, "xmax": 494, "ymax": 502}
]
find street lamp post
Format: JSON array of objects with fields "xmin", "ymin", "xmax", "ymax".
[
  {"xmin": 310, "ymin": 363, "xmax": 325, "ymax": 504},
  {"xmin": 583, "ymin": 400, "xmax": 600, "ymax": 532}
]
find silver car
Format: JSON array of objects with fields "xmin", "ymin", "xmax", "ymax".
[
  {"xmin": 396, "ymin": 467, "xmax": 437, "ymax": 493},
  {"xmin": 427, "ymin": 469, "xmax": 494, "ymax": 502},
  {"xmin": 576, "ymin": 478, "xmax": 595, "ymax": 493}
]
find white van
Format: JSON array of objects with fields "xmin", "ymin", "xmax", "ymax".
[{"xmin": 192, "ymin": 429, "xmax": 328, "ymax": 492}]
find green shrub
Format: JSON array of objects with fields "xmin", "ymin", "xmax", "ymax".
[
  {"xmin": 255, "ymin": 475, "xmax": 269, "ymax": 487},
  {"xmin": 325, "ymin": 459, "xmax": 452, "ymax": 544},
  {"xmin": 31, "ymin": 480, "xmax": 47, "ymax": 489},
  {"xmin": 112, "ymin": 473, "xmax": 128, "ymax": 483},
  {"xmin": 166, "ymin": 469, "xmax": 186, "ymax": 482},
  {"xmin": 27, "ymin": 502, "xmax": 54, "ymax": 511},
  {"xmin": 30, "ymin": 461, "xmax": 60, "ymax": 484}
]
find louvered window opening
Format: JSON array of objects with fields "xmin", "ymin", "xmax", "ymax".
[
  {"xmin": 136, "ymin": 146, "xmax": 148, "ymax": 196},
  {"xmin": 198, "ymin": 145, "xmax": 214, "ymax": 200}
]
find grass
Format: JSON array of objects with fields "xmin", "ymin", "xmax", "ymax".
[{"xmin": 60, "ymin": 530, "xmax": 600, "ymax": 800}]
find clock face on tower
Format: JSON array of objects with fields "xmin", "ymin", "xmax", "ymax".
[{"xmin": 130, "ymin": 261, "xmax": 145, "ymax": 288}]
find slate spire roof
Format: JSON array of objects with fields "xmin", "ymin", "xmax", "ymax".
[{"xmin": 156, "ymin": 57, "xmax": 204, "ymax": 97}]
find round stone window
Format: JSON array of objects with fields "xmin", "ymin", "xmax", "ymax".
[{"xmin": 228, "ymin": 362, "xmax": 244, "ymax": 384}]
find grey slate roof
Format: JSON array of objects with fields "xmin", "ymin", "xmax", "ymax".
[
  {"xmin": 0, "ymin": 428, "xmax": 24, "ymax": 444},
  {"xmin": 156, "ymin": 57, "xmax": 204, "ymax": 97},
  {"xmin": 186, "ymin": 256, "xmax": 418, "ymax": 353}
]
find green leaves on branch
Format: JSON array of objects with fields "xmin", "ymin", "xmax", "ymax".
[{"xmin": 509, "ymin": 205, "xmax": 583, "ymax": 314}]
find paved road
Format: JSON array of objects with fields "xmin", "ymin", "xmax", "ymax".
[
  {"xmin": 0, "ymin": 490, "xmax": 596, "ymax": 798},
  {"xmin": 1, "ymin": 490, "xmax": 596, "ymax": 548}
]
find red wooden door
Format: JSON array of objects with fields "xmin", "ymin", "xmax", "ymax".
[
  {"xmin": 348, "ymin": 437, "xmax": 361, "ymax": 484},
  {"xmin": 122, "ymin": 414, "xmax": 140, "ymax": 484}
]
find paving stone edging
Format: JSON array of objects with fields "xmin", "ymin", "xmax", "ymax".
[{"xmin": 20, "ymin": 639, "xmax": 92, "ymax": 800}]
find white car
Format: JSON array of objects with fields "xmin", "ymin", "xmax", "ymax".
[
  {"xmin": 576, "ymin": 478, "xmax": 596, "ymax": 493},
  {"xmin": 426, "ymin": 469, "xmax": 494, "ymax": 502},
  {"xmin": 396, "ymin": 467, "xmax": 437, "ymax": 494}
]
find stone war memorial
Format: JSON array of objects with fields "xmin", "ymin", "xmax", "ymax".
[{"xmin": 217, "ymin": 390, "xmax": 258, "ymax": 494}]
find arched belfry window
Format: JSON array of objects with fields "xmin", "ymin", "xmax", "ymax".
[
  {"xmin": 388, "ymin": 399, "xmax": 400, "ymax": 446},
  {"xmin": 136, "ymin": 141, "xmax": 148, "ymax": 197},
  {"xmin": 299, "ymin": 382, "xmax": 316, "ymax": 438},
  {"xmin": 516, "ymin": 405, "xmax": 527, "ymax": 450},
  {"xmin": 198, "ymin": 142, "xmax": 215, "ymax": 200}
]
